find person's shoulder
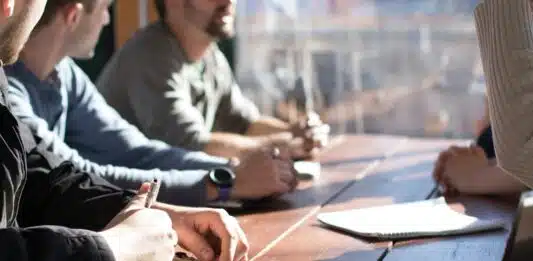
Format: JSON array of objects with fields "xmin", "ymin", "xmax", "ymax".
[
  {"xmin": 120, "ymin": 21, "xmax": 179, "ymax": 60},
  {"xmin": 4, "ymin": 61, "xmax": 41, "ymax": 92},
  {"xmin": 105, "ymin": 21, "xmax": 187, "ymax": 80}
]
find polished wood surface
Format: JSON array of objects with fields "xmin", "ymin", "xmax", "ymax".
[
  {"xmin": 236, "ymin": 135, "xmax": 406, "ymax": 258},
  {"xmin": 233, "ymin": 135, "xmax": 517, "ymax": 261}
]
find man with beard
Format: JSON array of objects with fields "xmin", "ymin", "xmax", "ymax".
[
  {"xmin": 97, "ymin": 0, "xmax": 330, "ymax": 159},
  {"xmin": 5, "ymin": 0, "xmax": 297, "ymax": 207},
  {"xmin": 0, "ymin": 1, "xmax": 249, "ymax": 260}
]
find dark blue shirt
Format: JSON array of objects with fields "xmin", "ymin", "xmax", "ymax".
[{"xmin": 5, "ymin": 58, "xmax": 228, "ymax": 206}]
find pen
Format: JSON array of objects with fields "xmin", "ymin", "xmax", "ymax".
[{"xmin": 144, "ymin": 178, "xmax": 161, "ymax": 208}]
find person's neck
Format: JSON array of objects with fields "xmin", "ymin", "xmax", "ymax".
[
  {"xmin": 165, "ymin": 18, "xmax": 212, "ymax": 62},
  {"xmin": 19, "ymin": 28, "xmax": 66, "ymax": 81}
]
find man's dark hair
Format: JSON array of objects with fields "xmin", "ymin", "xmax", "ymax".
[
  {"xmin": 154, "ymin": 0, "xmax": 166, "ymax": 19},
  {"xmin": 37, "ymin": 0, "xmax": 96, "ymax": 28}
]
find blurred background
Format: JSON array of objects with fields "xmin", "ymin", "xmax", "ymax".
[
  {"xmin": 234, "ymin": 0, "xmax": 484, "ymax": 139},
  {"xmin": 82, "ymin": 0, "xmax": 486, "ymax": 140}
]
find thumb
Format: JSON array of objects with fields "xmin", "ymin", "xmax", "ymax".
[
  {"xmin": 137, "ymin": 182, "xmax": 151, "ymax": 195},
  {"xmin": 267, "ymin": 132, "xmax": 293, "ymax": 145},
  {"xmin": 128, "ymin": 182, "xmax": 152, "ymax": 208},
  {"xmin": 103, "ymin": 182, "xmax": 152, "ymax": 229}
]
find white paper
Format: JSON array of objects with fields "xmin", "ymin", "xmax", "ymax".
[
  {"xmin": 317, "ymin": 197, "xmax": 505, "ymax": 239},
  {"xmin": 294, "ymin": 161, "xmax": 321, "ymax": 180}
]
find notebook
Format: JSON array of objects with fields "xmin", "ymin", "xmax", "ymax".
[{"xmin": 317, "ymin": 197, "xmax": 506, "ymax": 239}]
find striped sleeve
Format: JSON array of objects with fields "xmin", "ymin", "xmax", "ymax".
[{"xmin": 475, "ymin": 0, "xmax": 533, "ymax": 187}]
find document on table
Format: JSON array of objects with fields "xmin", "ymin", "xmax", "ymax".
[{"xmin": 317, "ymin": 197, "xmax": 505, "ymax": 239}]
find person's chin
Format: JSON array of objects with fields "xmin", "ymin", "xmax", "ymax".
[{"xmin": 206, "ymin": 24, "xmax": 235, "ymax": 40}]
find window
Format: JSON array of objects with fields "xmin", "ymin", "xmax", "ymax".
[{"xmin": 236, "ymin": 0, "xmax": 484, "ymax": 138}]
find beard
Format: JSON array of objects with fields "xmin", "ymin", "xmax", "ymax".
[
  {"xmin": 205, "ymin": 17, "xmax": 235, "ymax": 40},
  {"xmin": 183, "ymin": 0, "xmax": 235, "ymax": 40},
  {"xmin": 0, "ymin": 7, "xmax": 34, "ymax": 66}
]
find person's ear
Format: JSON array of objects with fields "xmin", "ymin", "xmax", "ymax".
[
  {"xmin": 61, "ymin": 3, "xmax": 84, "ymax": 30},
  {"xmin": 2, "ymin": 0, "xmax": 14, "ymax": 18}
]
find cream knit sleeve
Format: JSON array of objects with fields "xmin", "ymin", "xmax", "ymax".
[{"xmin": 475, "ymin": 0, "xmax": 533, "ymax": 187}]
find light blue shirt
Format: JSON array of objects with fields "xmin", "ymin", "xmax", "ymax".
[{"xmin": 5, "ymin": 58, "xmax": 229, "ymax": 206}]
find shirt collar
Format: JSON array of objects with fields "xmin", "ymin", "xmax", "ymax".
[{"xmin": 7, "ymin": 60, "xmax": 61, "ymax": 88}]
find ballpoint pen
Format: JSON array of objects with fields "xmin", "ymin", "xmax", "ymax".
[{"xmin": 144, "ymin": 178, "xmax": 161, "ymax": 208}]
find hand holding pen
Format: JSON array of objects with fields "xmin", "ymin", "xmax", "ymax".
[
  {"xmin": 145, "ymin": 178, "xmax": 162, "ymax": 208},
  {"xmin": 100, "ymin": 180, "xmax": 177, "ymax": 261}
]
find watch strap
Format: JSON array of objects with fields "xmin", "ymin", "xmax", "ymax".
[{"xmin": 215, "ymin": 187, "xmax": 232, "ymax": 202}]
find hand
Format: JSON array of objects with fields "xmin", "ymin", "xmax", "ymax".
[
  {"xmin": 434, "ymin": 145, "xmax": 489, "ymax": 195},
  {"xmin": 290, "ymin": 112, "xmax": 330, "ymax": 158},
  {"xmin": 231, "ymin": 145, "xmax": 298, "ymax": 200},
  {"xmin": 260, "ymin": 132, "xmax": 318, "ymax": 160},
  {"xmin": 100, "ymin": 183, "xmax": 178, "ymax": 261},
  {"xmin": 159, "ymin": 205, "xmax": 249, "ymax": 261}
]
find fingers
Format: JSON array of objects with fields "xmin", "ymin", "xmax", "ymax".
[
  {"xmin": 131, "ymin": 182, "xmax": 152, "ymax": 204},
  {"xmin": 270, "ymin": 145, "xmax": 297, "ymax": 191},
  {"xmin": 208, "ymin": 211, "xmax": 249, "ymax": 261},
  {"xmin": 438, "ymin": 172, "xmax": 459, "ymax": 197},
  {"xmin": 267, "ymin": 132, "xmax": 293, "ymax": 145},
  {"xmin": 470, "ymin": 145, "xmax": 487, "ymax": 158},
  {"xmin": 433, "ymin": 150, "xmax": 451, "ymax": 183},
  {"xmin": 276, "ymin": 146, "xmax": 291, "ymax": 161},
  {"xmin": 277, "ymin": 160, "xmax": 294, "ymax": 183},
  {"xmin": 304, "ymin": 125, "xmax": 330, "ymax": 147},
  {"xmin": 433, "ymin": 145, "xmax": 475, "ymax": 184},
  {"xmin": 177, "ymin": 227, "xmax": 216, "ymax": 261},
  {"xmin": 138, "ymin": 182, "xmax": 151, "ymax": 194},
  {"xmin": 106, "ymin": 182, "xmax": 153, "ymax": 229},
  {"xmin": 234, "ymin": 220, "xmax": 250, "ymax": 261}
]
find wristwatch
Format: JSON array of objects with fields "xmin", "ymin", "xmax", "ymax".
[{"xmin": 208, "ymin": 159, "xmax": 237, "ymax": 201}]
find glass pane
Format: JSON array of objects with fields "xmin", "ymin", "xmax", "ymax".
[{"xmin": 236, "ymin": 0, "xmax": 483, "ymax": 139}]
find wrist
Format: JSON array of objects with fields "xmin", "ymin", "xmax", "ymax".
[
  {"xmin": 206, "ymin": 162, "xmax": 238, "ymax": 201},
  {"xmin": 206, "ymin": 177, "xmax": 218, "ymax": 201}
]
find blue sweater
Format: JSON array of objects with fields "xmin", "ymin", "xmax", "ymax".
[{"xmin": 5, "ymin": 58, "xmax": 228, "ymax": 206}]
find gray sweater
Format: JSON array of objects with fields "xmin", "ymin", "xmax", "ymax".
[{"xmin": 97, "ymin": 21, "xmax": 260, "ymax": 151}]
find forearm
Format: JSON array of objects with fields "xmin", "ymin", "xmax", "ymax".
[
  {"xmin": 204, "ymin": 132, "xmax": 260, "ymax": 158},
  {"xmin": 85, "ymin": 161, "xmax": 212, "ymax": 206},
  {"xmin": 474, "ymin": 166, "xmax": 528, "ymax": 195},
  {"xmin": 475, "ymin": 0, "xmax": 533, "ymax": 187},
  {"xmin": 246, "ymin": 116, "xmax": 290, "ymax": 136},
  {"xmin": 20, "ymin": 151, "xmax": 133, "ymax": 230},
  {"xmin": 0, "ymin": 227, "xmax": 114, "ymax": 261}
]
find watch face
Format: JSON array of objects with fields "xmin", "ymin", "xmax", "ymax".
[{"xmin": 211, "ymin": 167, "xmax": 235, "ymax": 187}]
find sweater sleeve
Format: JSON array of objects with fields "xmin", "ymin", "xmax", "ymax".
[
  {"xmin": 475, "ymin": 0, "xmax": 533, "ymax": 187},
  {"xmin": 0, "ymin": 226, "xmax": 115, "ymax": 261}
]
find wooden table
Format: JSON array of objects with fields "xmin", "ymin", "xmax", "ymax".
[{"xmin": 234, "ymin": 135, "xmax": 517, "ymax": 261}]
